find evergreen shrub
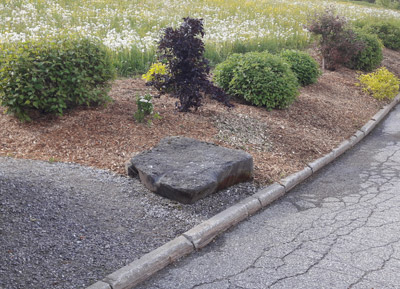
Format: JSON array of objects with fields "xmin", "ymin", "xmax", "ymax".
[
  {"xmin": 365, "ymin": 21, "xmax": 400, "ymax": 50},
  {"xmin": 348, "ymin": 30, "xmax": 383, "ymax": 71},
  {"xmin": 214, "ymin": 52, "xmax": 299, "ymax": 109},
  {"xmin": 280, "ymin": 50, "xmax": 321, "ymax": 86}
]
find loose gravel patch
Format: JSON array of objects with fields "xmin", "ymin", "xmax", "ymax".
[{"xmin": 0, "ymin": 157, "xmax": 258, "ymax": 289}]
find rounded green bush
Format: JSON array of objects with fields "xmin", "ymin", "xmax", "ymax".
[
  {"xmin": 364, "ymin": 21, "xmax": 400, "ymax": 50},
  {"xmin": 212, "ymin": 53, "xmax": 243, "ymax": 92},
  {"xmin": 348, "ymin": 30, "xmax": 383, "ymax": 71},
  {"xmin": 214, "ymin": 52, "xmax": 299, "ymax": 109},
  {"xmin": 0, "ymin": 36, "xmax": 115, "ymax": 121},
  {"xmin": 279, "ymin": 50, "xmax": 320, "ymax": 86}
]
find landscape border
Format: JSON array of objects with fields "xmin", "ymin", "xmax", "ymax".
[{"xmin": 87, "ymin": 93, "xmax": 400, "ymax": 289}]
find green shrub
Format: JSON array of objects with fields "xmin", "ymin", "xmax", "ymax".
[
  {"xmin": 375, "ymin": 0, "xmax": 400, "ymax": 9},
  {"xmin": 348, "ymin": 30, "xmax": 383, "ymax": 71},
  {"xmin": 214, "ymin": 52, "xmax": 299, "ymax": 109},
  {"xmin": 279, "ymin": 50, "xmax": 320, "ymax": 86},
  {"xmin": 362, "ymin": 21, "xmax": 400, "ymax": 50},
  {"xmin": 0, "ymin": 36, "xmax": 115, "ymax": 121},
  {"xmin": 210, "ymin": 54, "xmax": 242, "ymax": 91},
  {"xmin": 357, "ymin": 67, "xmax": 400, "ymax": 100}
]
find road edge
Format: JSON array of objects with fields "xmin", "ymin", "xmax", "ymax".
[{"xmin": 87, "ymin": 93, "xmax": 400, "ymax": 289}]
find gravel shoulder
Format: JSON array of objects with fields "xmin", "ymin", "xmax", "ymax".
[{"xmin": 0, "ymin": 157, "xmax": 257, "ymax": 289}]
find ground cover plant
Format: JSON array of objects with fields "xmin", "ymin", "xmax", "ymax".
[{"xmin": 1, "ymin": 0, "xmax": 400, "ymax": 76}]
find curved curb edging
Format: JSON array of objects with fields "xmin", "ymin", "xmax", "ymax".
[{"xmin": 86, "ymin": 93, "xmax": 400, "ymax": 289}]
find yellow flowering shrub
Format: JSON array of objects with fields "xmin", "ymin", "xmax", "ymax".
[
  {"xmin": 357, "ymin": 67, "xmax": 400, "ymax": 100},
  {"xmin": 142, "ymin": 62, "xmax": 168, "ymax": 82}
]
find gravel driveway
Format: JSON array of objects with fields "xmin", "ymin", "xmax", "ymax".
[{"xmin": 0, "ymin": 157, "xmax": 257, "ymax": 289}]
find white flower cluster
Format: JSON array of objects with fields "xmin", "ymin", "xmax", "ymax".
[
  {"xmin": 1, "ymin": 0, "xmax": 399, "ymax": 52},
  {"xmin": 138, "ymin": 95, "xmax": 152, "ymax": 103}
]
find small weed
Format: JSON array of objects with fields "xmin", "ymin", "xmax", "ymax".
[
  {"xmin": 48, "ymin": 157, "xmax": 57, "ymax": 163},
  {"xmin": 134, "ymin": 93, "xmax": 161, "ymax": 124}
]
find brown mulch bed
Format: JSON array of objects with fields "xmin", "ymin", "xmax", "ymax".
[{"xmin": 1, "ymin": 49, "xmax": 399, "ymax": 185}]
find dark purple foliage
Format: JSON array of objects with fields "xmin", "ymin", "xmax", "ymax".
[
  {"xmin": 149, "ymin": 17, "xmax": 231, "ymax": 111},
  {"xmin": 306, "ymin": 7, "xmax": 364, "ymax": 70}
]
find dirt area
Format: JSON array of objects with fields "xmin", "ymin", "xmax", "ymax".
[{"xmin": 1, "ymin": 48, "xmax": 399, "ymax": 185}]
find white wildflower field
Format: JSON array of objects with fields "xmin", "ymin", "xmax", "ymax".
[{"xmin": 1, "ymin": 0, "xmax": 400, "ymax": 75}]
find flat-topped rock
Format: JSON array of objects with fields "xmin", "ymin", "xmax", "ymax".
[{"xmin": 126, "ymin": 136, "xmax": 253, "ymax": 204}]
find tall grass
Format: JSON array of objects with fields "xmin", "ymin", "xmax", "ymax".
[{"xmin": 1, "ymin": 0, "xmax": 400, "ymax": 76}]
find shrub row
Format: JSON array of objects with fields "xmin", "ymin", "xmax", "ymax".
[
  {"xmin": 352, "ymin": 0, "xmax": 400, "ymax": 9},
  {"xmin": 0, "ymin": 36, "xmax": 115, "ymax": 121},
  {"xmin": 355, "ymin": 20, "xmax": 400, "ymax": 51},
  {"xmin": 3, "ymin": 14, "xmax": 395, "ymax": 121},
  {"xmin": 213, "ymin": 50, "xmax": 320, "ymax": 109}
]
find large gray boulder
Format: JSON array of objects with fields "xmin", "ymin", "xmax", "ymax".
[{"xmin": 126, "ymin": 136, "xmax": 253, "ymax": 204}]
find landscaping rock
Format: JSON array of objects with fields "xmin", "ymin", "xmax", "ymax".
[{"xmin": 126, "ymin": 136, "xmax": 253, "ymax": 204}]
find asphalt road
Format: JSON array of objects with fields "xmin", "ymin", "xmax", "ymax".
[{"xmin": 138, "ymin": 104, "xmax": 400, "ymax": 289}]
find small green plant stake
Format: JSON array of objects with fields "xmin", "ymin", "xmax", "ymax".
[{"xmin": 134, "ymin": 93, "xmax": 160, "ymax": 124}]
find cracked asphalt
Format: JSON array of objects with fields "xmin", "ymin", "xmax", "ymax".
[{"xmin": 138, "ymin": 104, "xmax": 400, "ymax": 289}]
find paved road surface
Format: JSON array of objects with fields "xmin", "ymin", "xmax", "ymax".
[{"xmin": 138, "ymin": 104, "xmax": 400, "ymax": 289}]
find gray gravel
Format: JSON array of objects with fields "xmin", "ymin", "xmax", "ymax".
[{"xmin": 0, "ymin": 157, "xmax": 258, "ymax": 289}]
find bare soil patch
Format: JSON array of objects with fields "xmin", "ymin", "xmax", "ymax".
[{"xmin": 1, "ymin": 49, "xmax": 399, "ymax": 185}]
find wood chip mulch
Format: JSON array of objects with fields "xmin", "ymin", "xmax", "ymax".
[{"xmin": 1, "ymin": 49, "xmax": 399, "ymax": 185}]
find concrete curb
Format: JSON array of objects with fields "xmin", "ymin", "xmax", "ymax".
[
  {"xmin": 86, "ymin": 281, "xmax": 112, "ymax": 289},
  {"xmin": 279, "ymin": 166, "xmax": 312, "ymax": 191},
  {"xmin": 183, "ymin": 202, "xmax": 248, "ymax": 249},
  {"xmin": 253, "ymin": 183, "xmax": 285, "ymax": 207},
  {"xmin": 103, "ymin": 236, "xmax": 193, "ymax": 289},
  {"xmin": 87, "ymin": 93, "xmax": 400, "ymax": 289}
]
